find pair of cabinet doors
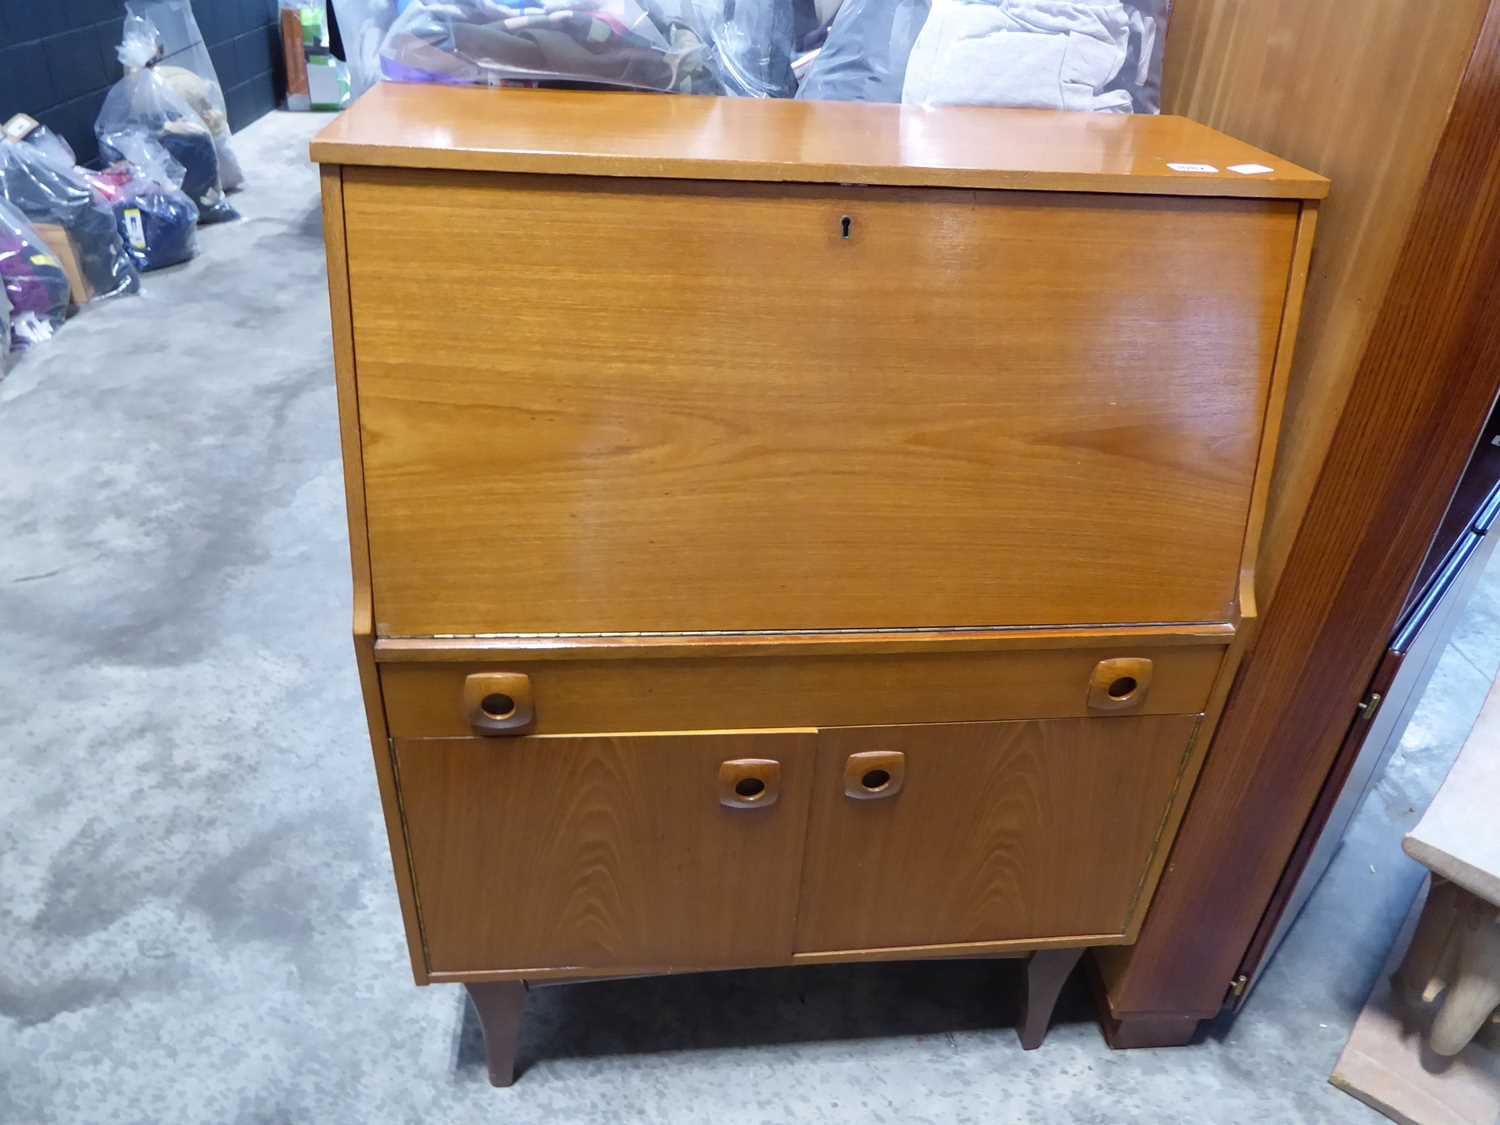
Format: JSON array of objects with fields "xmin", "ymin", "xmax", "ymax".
[{"xmin": 397, "ymin": 713, "xmax": 1196, "ymax": 975}]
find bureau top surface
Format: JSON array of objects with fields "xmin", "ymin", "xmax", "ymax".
[{"xmin": 311, "ymin": 82, "xmax": 1328, "ymax": 200}]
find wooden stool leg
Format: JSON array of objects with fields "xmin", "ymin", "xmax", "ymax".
[
  {"xmin": 1394, "ymin": 876, "xmax": 1462, "ymax": 1006},
  {"xmin": 1430, "ymin": 895, "xmax": 1500, "ymax": 1057},
  {"xmin": 465, "ymin": 981, "xmax": 527, "ymax": 1087},
  {"xmin": 1019, "ymin": 947, "xmax": 1085, "ymax": 1050}
]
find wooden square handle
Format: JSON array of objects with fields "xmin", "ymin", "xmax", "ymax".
[
  {"xmin": 1087, "ymin": 658, "xmax": 1153, "ymax": 713},
  {"xmin": 462, "ymin": 672, "xmax": 536, "ymax": 736},
  {"xmin": 843, "ymin": 751, "xmax": 906, "ymax": 800},
  {"xmin": 719, "ymin": 759, "xmax": 782, "ymax": 809}
]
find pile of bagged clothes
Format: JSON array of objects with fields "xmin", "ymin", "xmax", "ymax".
[
  {"xmin": 1, "ymin": 5, "xmax": 242, "ymax": 362},
  {"xmin": 363, "ymin": 0, "xmax": 1170, "ymax": 113}
]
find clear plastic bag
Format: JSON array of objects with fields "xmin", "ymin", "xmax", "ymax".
[
  {"xmin": 12, "ymin": 120, "xmax": 80, "ymax": 170},
  {"xmin": 83, "ymin": 136, "xmax": 200, "ymax": 273},
  {"xmin": 796, "ymin": 0, "xmax": 929, "ymax": 102},
  {"xmin": 331, "ymin": 0, "xmax": 401, "ymax": 98},
  {"xmin": 900, "ymin": 0, "xmax": 1167, "ymax": 113},
  {"xmin": 97, "ymin": 17, "xmax": 240, "ymax": 226},
  {"xmin": 686, "ymin": 0, "xmax": 798, "ymax": 97},
  {"xmin": 124, "ymin": 0, "xmax": 245, "ymax": 189},
  {"xmin": 379, "ymin": 0, "xmax": 723, "ymax": 93},
  {"xmin": 0, "ymin": 132, "xmax": 140, "ymax": 303},
  {"xmin": 0, "ymin": 198, "xmax": 72, "ymax": 353}
]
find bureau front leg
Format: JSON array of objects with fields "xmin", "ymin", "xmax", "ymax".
[
  {"xmin": 1019, "ymin": 948, "xmax": 1085, "ymax": 1050},
  {"xmin": 464, "ymin": 981, "xmax": 527, "ymax": 1086}
]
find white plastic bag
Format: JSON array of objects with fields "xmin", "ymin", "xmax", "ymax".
[{"xmin": 901, "ymin": 0, "xmax": 1167, "ymax": 113}]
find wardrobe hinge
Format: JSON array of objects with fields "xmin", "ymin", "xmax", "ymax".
[
  {"xmin": 1355, "ymin": 691, "xmax": 1384, "ymax": 722},
  {"xmin": 1226, "ymin": 974, "xmax": 1249, "ymax": 1004}
]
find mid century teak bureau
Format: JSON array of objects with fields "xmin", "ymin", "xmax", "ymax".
[{"xmin": 312, "ymin": 82, "xmax": 1327, "ymax": 1085}]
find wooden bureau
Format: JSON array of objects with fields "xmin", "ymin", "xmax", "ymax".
[{"xmin": 312, "ymin": 82, "xmax": 1327, "ymax": 1085}]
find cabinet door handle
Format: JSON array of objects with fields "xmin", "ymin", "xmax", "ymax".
[
  {"xmin": 463, "ymin": 672, "xmax": 536, "ymax": 736},
  {"xmin": 1087, "ymin": 657, "xmax": 1153, "ymax": 713},
  {"xmin": 719, "ymin": 759, "xmax": 782, "ymax": 809},
  {"xmin": 844, "ymin": 751, "xmax": 905, "ymax": 800}
]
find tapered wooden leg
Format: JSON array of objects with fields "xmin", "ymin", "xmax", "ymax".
[
  {"xmin": 1019, "ymin": 947, "xmax": 1085, "ymax": 1050},
  {"xmin": 465, "ymin": 981, "xmax": 527, "ymax": 1087}
]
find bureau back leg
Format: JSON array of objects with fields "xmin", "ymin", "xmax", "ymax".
[
  {"xmin": 1019, "ymin": 948, "xmax": 1085, "ymax": 1050},
  {"xmin": 464, "ymin": 981, "xmax": 528, "ymax": 1086}
]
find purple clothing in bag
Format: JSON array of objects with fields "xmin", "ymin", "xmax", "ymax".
[{"xmin": 0, "ymin": 198, "xmax": 71, "ymax": 351}]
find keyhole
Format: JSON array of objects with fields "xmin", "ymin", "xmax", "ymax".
[{"xmin": 841, "ymin": 215, "xmax": 852, "ymax": 239}]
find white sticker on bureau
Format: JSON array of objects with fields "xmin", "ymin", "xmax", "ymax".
[{"xmin": 1167, "ymin": 162, "xmax": 1219, "ymax": 173}]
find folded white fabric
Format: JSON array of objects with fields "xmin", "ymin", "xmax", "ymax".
[{"xmin": 903, "ymin": 0, "xmax": 1133, "ymax": 112}]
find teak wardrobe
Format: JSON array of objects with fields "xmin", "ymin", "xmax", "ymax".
[{"xmin": 312, "ymin": 82, "xmax": 1326, "ymax": 1084}]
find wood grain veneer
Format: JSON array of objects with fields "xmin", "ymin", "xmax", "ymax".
[
  {"xmin": 344, "ymin": 170, "xmax": 1298, "ymax": 635},
  {"xmin": 795, "ymin": 716, "xmax": 1199, "ymax": 952},
  {"xmin": 398, "ymin": 731, "xmax": 817, "ymax": 973},
  {"xmin": 312, "ymin": 82, "xmax": 1328, "ymax": 199},
  {"xmin": 378, "ymin": 645, "xmax": 1225, "ymax": 738}
]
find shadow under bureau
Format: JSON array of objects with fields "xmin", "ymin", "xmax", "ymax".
[{"xmin": 312, "ymin": 82, "xmax": 1327, "ymax": 1085}]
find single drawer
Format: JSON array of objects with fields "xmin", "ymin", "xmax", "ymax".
[
  {"xmin": 343, "ymin": 168, "xmax": 1297, "ymax": 636},
  {"xmin": 379, "ymin": 644, "xmax": 1224, "ymax": 738}
]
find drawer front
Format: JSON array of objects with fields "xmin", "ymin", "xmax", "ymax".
[
  {"xmin": 343, "ymin": 168, "xmax": 1297, "ymax": 636},
  {"xmin": 397, "ymin": 731, "xmax": 816, "ymax": 973},
  {"xmin": 795, "ymin": 716, "xmax": 1198, "ymax": 954},
  {"xmin": 379, "ymin": 645, "xmax": 1224, "ymax": 738}
]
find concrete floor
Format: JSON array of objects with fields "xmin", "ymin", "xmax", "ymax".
[{"xmin": 2, "ymin": 110, "xmax": 1498, "ymax": 1124}]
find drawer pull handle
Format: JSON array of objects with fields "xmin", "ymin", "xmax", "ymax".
[
  {"xmin": 463, "ymin": 673, "xmax": 536, "ymax": 736},
  {"xmin": 1088, "ymin": 658, "xmax": 1153, "ymax": 713},
  {"xmin": 844, "ymin": 751, "xmax": 905, "ymax": 800},
  {"xmin": 481, "ymin": 693, "xmax": 516, "ymax": 719},
  {"xmin": 719, "ymin": 759, "xmax": 782, "ymax": 809}
]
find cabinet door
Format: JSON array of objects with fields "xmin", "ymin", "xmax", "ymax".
[
  {"xmin": 344, "ymin": 169, "xmax": 1296, "ymax": 635},
  {"xmin": 795, "ymin": 717, "xmax": 1198, "ymax": 954},
  {"xmin": 396, "ymin": 731, "xmax": 815, "ymax": 974}
]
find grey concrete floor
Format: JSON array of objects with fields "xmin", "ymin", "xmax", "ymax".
[{"xmin": 2, "ymin": 110, "xmax": 1497, "ymax": 1124}]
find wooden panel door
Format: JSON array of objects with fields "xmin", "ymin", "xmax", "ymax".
[
  {"xmin": 343, "ymin": 169, "xmax": 1297, "ymax": 635},
  {"xmin": 396, "ymin": 731, "xmax": 815, "ymax": 974},
  {"xmin": 795, "ymin": 717, "xmax": 1198, "ymax": 954}
]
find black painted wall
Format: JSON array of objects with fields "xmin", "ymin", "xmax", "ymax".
[{"xmin": 0, "ymin": 0, "xmax": 283, "ymax": 165}]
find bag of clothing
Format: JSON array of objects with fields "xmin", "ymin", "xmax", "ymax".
[
  {"xmin": 97, "ymin": 17, "xmax": 241, "ymax": 226},
  {"xmin": 379, "ymin": 0, "xmax": 724, "ymax": 93},
  {"xmin": 0, "ymin": 198, "xmax": 72, "ymax": 353},
  {"xmin": 901, "ymin": 0, "xmax": 1167, "ymax": 113},
  {"xmin": 84, "ymin": 136, "xmax": 199, "ymax": 273},
  {"xmin": 124, "ymin": 0, "xmax": 246, "ymax": 189},
  {"xmin": 796, "ymin": 0, "xmax": 929, "ymax": 102},
  {"xmin": 0, "ymin": 132, "xmax": 140, "ymax": 303}
]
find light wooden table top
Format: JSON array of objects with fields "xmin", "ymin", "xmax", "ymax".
[
  {"xmin": 1405, "ymin": 669, "xmax": 1500, "ymax": 905},
  {"xmin": 311, "ymin": 82, "xmax": 1329, "ymax": 200}
]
